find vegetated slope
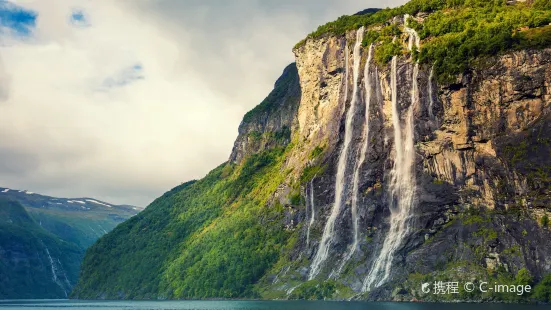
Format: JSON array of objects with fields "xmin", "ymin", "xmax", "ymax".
[
  {"xmin": 0, "ymin": 198, "xmax": 81, "ymax": 298},
  {"xmin": 72, "ymin": 63, "xmax": 301, "ymax": 299},
  {"xmin": 0, "ymin": 189, "xmax": 140, "ymax": 298},
  {"xmin": 75, "ymin": 0, "xmax": 551, "ymax": 303}
]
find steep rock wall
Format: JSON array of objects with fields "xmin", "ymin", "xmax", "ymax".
[
  {"xmin": 229, "ymin": 63, "xmax": 301, "ymax": 164},
  {"xmin": 262, "ymin": 23, "xmax": 551, "ymax": 300}
]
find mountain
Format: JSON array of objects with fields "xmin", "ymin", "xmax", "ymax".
[
  {"xmin": 0, "ymin": 188, "xmax": 140, "ymax": 298},
  {"xmin": 73, "ymin": 0, "xmax": 551, "ymax": 302}
]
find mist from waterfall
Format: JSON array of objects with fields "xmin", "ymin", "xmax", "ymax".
[
  {"xmin": 334, "ymin": 44, "xmax": 374, "ymax": 277},
  {"xmin": 309, "ymin": 27, "xmax": 364, "ymax": 280},
  {"xmin": 362, "ymin": 15, "xmax": 419, "ymax": 291}
]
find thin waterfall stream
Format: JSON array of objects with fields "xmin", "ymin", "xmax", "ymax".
[
  {"xmin": 333, "ymin": 44, "xmax": 374, "ymax": 277},
  {"xmin": 362, "ymin": 15, "xmax": 419, "ymax": 291},
  {"xmin": 309, "ymin": 27, "xmax": 364, "ymax": 280}
]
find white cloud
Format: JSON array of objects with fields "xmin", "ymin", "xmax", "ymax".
[{"xmin": 0, "ymin": 0, "xmax": 405, "ymax": 206}]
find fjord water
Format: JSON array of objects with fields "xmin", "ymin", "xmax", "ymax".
[{"xmin": 0, "ymin": 300, "xmax": 547, "ymax": 310}]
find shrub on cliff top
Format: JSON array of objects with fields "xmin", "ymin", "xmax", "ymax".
[{"xmin": 295, "ymin": 0, "xmax": 551, "ymax": 83}]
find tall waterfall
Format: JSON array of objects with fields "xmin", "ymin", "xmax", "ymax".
[
  {"xmin": 306, "ymin": 178, "xmax": 315, "ymax": 247},
  {"xmin": 363, "ymin": 16, "xmax": 419, "ymax": 291},
  {"xmin": 334, "ymin": 44, "xmax": 374, "ymax": 277},
  {"xmin": 309, "ymin": 27, "xmax": 364, "ymax": 280}
]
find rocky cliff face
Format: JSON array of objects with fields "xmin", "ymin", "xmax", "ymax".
[
  {"xmin": 229, "ymin": 63, "xmax": 300, "ymax": 164},
  {"xmin": 258, "ymin": 24, "xmax": 551, "ymax": 300}
]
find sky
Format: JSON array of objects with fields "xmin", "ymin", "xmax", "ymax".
[{"xmin": 0, "ymin": 0, "xmax": 405, "ymax": 207}]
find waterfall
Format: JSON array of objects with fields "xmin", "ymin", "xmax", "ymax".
[
  {"xmin": 309, "ymin": 27, "xmax": 364, "ymax": 280},
  {"xmin": 333, "ymin": 44, "xmax": 374, "ymax": 277},
  {"xmin": 44, "ymin": 246, "xmax": 58, "ymax": 283},
  {"xmin": 428, "ymin": 66, "xmax": 434, "ymax": 119},
  {"xmin": 44, "ymin": 245, "xmax": 68, "ymax": 297},
  {"xmin": 403, "ymin": 14, "xmax": 420, "ymax": 51},
  {"xmin": 306, "ymin": 178, "xmax": 315, "ymax": 247},
  {"xmin": 362, "ymin": 16, "xmax": 419, "ymax": 291}
]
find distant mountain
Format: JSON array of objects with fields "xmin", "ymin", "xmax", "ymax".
[
  {"xmin": 0, "ymin": 187, "xmax": 141, "ymax": 298},
  {"xmin": 353, "ymin": 8, "xmax": 380, "ymax": 16}
]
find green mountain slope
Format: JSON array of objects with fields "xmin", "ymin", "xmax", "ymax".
[
  {"xmin": 0, "ymin": 189, "xmax": 140, "ymax": 298},
  {"xmin": 73, "ymin": 63, "xmax": 301, "ymax": 299},
  {"xmin": 0, "ymin": 198, "xmax": 81, "ymax": 298}
]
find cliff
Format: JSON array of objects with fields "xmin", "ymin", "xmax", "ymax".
[
  {"xmin": 229, "ymin": 63, "xmax": 300, "ymax": 164},
  {"xmin": 73, "ymin": 0, "xmax": 551, "ymax": 302}
]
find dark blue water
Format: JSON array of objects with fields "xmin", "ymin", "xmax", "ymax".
[{"xmin": 0, "ymin": 300, "xmax": 549, "ymax": 310}]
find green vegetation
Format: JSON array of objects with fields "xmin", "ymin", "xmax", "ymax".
[
  {"xmin": 0, "ymin": 198, "xmax": 82, "ymax": 299},
  {"xmin": 247, "ymin": 131, "xmax": 262, "ymax": 141},
  {"xmin": 74, "ymin": 144, "xmax": 295, "ymax": 299},
  {"xmin": 374, "ymin": 39, "xmax": 403, "ymax": 65},
  {"xmin": 502, "ymin": 244, "xmax": 522, "ymax": 257},
  {"xmin": 461, "ymin": 207, "xmax": 490, "ymax": 225},
  {"xmin": 300, "ymin": 164, "xmax": 327, "ymax": 183},
  {"xmin": 289, "ymin": 191, "xmax": 303, "ymax": 205},
  {"xmin": 242, "ymin": 63, "xmax": 298, "ymax": 124},
  {"xmin": 288, "ymin": 280, "xmax": 337, "ymax": 300},
  {"xmin": 472, "ymin": 227, "xmax": 498, "ymax": 242},
  {"xmin": 533, "ymin": 274, "xmax": 551, "ymax": 302},
  {"xmin": 309, "ymin": 145, "xmax": 325, "ymax": 160},
  {"xmin": 541, "ymin": 214, "xmax": 549, "ymax": 227},
  {"xmin": 296, "ymin": 0, "xmax": 551, "ymax": 83}
]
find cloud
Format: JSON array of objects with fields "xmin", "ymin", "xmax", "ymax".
[
  {"xmin": 0, "ymin": 0, "xmax": 405, "ymax": 206},
  {"xmin": 0, "ymin": 54, "xmax": 9, "ymax": 101},
  {"xmin": 100, "ymin": 63, "xmax": 144, "ymax": 89}
]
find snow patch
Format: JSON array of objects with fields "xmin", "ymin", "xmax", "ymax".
[{"xmin": 85, "ymin": 199, "xmax": 112, "ymax": 208}]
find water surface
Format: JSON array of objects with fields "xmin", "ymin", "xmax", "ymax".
[{"xmin": 0, "ymin": 300, "xmax": 549, "ymax": 310}]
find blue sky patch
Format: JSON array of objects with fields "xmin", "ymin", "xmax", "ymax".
[
  {"xmin": 70, "ymin": 9, "xmax": 90, "ymax": 27},
  {"xmin": 0, "ymin": 0, "xmax": 37, "ymax": 37}
]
